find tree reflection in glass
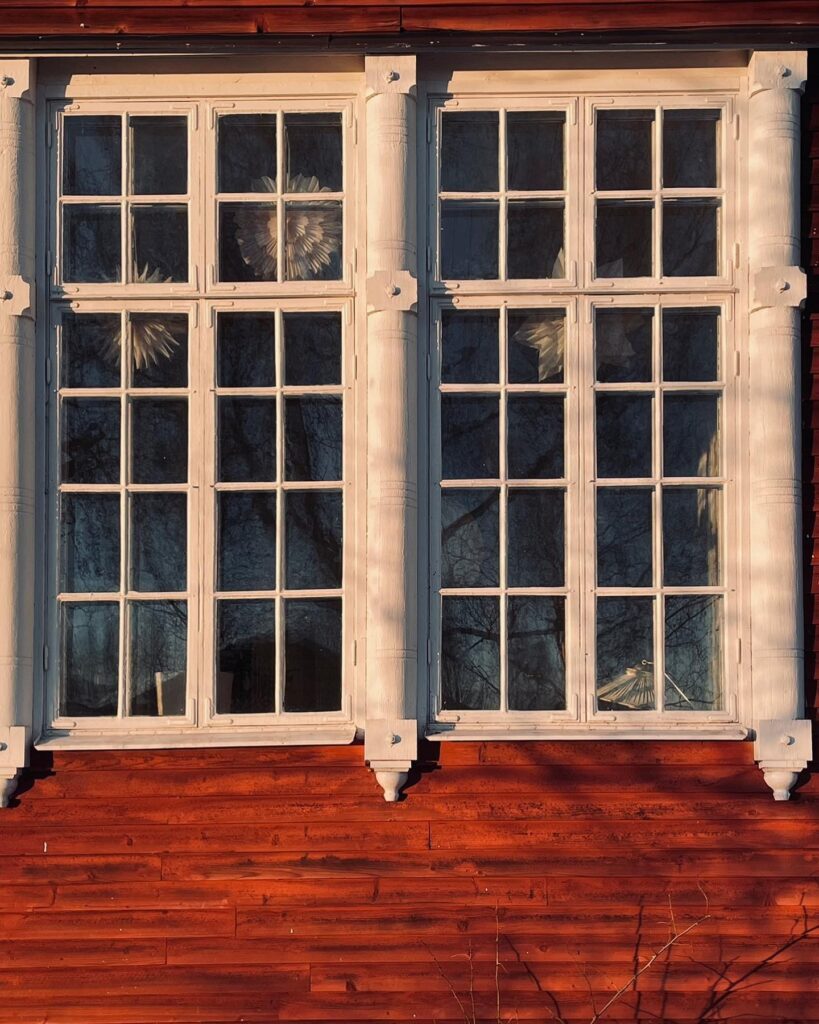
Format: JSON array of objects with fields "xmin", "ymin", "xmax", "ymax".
[
  {"xmin": 61, "ymin": 602, "xmax": 119, "ymax": 717},
  {"xmin": 129, "ymin": 601, "xmax": 187, "ymax": 716},
  {"xmin": 441, "ymin": 596, "xmax": 500, "ymax": 710},
  {"xmin": 508, "ymin": 596, "xmax": 565, "ymax": 710}
]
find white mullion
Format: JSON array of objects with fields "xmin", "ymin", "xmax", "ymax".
[
  {"xmin": 653, "ymin": 302, "xmax": 665, "ymax": 712},
  {"xmin": 121, "ymin": 113, "xmax": 130, "ymax": 284},
  {"xmin": 498, "ymin": 305, "xmax": 508, "ymax": 713},
  {"xmin": 277, "ymin": 111, "xmax": 285, "ymax": 284},
  {"xmin": 274, "ymin": 307, "xmax": 285, "ymax": 716},
  {"xmin": 583, "ymin": 298, "xmax": 598, "ymax": 720},
  {"xmin": 498, "ymin": 109, "xmax": 507, "ymax": 282},
  {"xmin": 654, "ymin": 106, "xmax": 663, "ymax": 280},
  {"xmin": 118, "ymin": 309, "xmax": 129, "ymax": 719}
]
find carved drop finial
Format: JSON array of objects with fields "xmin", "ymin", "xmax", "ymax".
[
  {"xmin": 762, "ymin": 768, "xmax": 799, "ymax": 801},
  {"xmin": 374, "ymin": 769, "xmax": 408, "ymax": 802}
]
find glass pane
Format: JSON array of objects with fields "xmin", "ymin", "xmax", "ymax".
[
  {"xmin": 663, "ymin": 394, "xmax": 719, "ymax": 477},
  {"xmin": 218, "ymin": 491, "xmax": 277, "ymax": 592},
  {"xmin": 284, "ymin": 396, "xmax": 342, "ymax": 482},
  {"xmin": 61, "ymin": 602, "xmax": 119, "ymax": 717},
  {"xmin": 665, "ymin": 595, "xmax": 723, "ymax": 710},
  {"xmin": 284, "ymin": 313, "xmax": 341, "ymax": 386},
  {"xmin": 132, "ymin": 116, "xmax": 187, "ymax": 195},
  {"xmin": 217, "ymin": 599, "xmax": 275, "ymax": 714},
  {"xmin": 441, "ymin": 488, "xmax": 499, "ymax": 588},
  {"xmin": 440, "ymin": 112, "xmax": 498, "ymax": 192},
  {"xmin": 285, "ymin": 490, "xmax": 343, "ymax": 590},
  {"xmin": 595, "ymin": 308, "xmax": 653, "ymax": 383},
  {"xmin": 218, "ymin": 397, "xmax": 276, "ymax": 483},
  {"xmin": 441, "ymin": 395, "xmax": 499, "ymax": 480},
  {"xmin": 507, "ymin": 111, "xmax": 564, "ymax": 191},
  {"xmin": 63, "ymin": 116, "xmax": 121, "ymax": 196},
  {"xmin": 508, "ymin": 310, "xmax": 565, "ymax": 384},
  {"xmin": 132, "ymin": 205, "xmax": 187, "ymax": 283},
  {"xmin": 62, "ymin": 398, "xmax": 120, "ymax": 484},
  {"xmin": 663, "ymin": 308, "xmax": 719, "ymax": 382},
  {"xmin": 596, "ymin": 202, "xmax": 653, "ymax": 278},
  {"xmin": 441, "ymin": 201, "xmax": 499, "ymax": 280},
  {"xmin": 663, "ymin": 487, "xmax": 720, "ymax": 586},
  {"xmin": 131, "ymin": 313, "xmax": 188, "ymax": 388},
  {"xmin": 283, "ymin": 598, "xmax": 342, "ymax": 712},
  {"xmin": 596, "ymin": 110, "xmax": 654, "ymax": 190},
  {"xmin": 663, "ymin": 110, "xmax": 719, "ymax": 188},
  {"xmin": 129, "ymin": 601, "xmax": 187, "ymax": 717},
  {"xmin": 441, "ymin": 310, "xmax": 499, "ymax": 385},
  {"xmin": 131, "ymin": 398, "xmax": 187, "ymax": 484},
  {"xmin": 63, "ymin": 205, "xmax": 121, "ymax": 283},
  {"xmin": 218, "ymin": 114, "xmax": 277, "ymax": 193},
  {"xmin": 219, "ymin": 202, "xmax": 277, "ymax": 283},
  {"xmin": 596, "ymin": 394, "xmax": 652, "ymax": 479},
  {"xmin": 285, "ymin": 113, "xmax": 342, "ymax": 192},
  {"xmin": 507, "ymin": 488, "xmax": 564, "ymax": 587},
  {"xmin": 217, "ymin": 313, "xmax": 276, "ymax": 389},
  {"xmin": 507, "ymin": 201, "xmax": 564, "ymax": 279},
  {"xmin": 61, "ymin": 312, "xmax": 121, "ymax": 389},
  {"xmin": 284, "ymin": 201, "xmax": 343, "ymax": 281},
  {"xmin": 60, "ymin": 493, "xmax": 120, "ymax": 593},
  {"xmin": 441, "ymin": 596, "xmax": 500, "ymax": 711},
  {"xmin": 507, "ymin": 396, "xmax": 564, "ymax": 479},
  {"xmin": 596, "ymin": 597, "xmax": 654, "ymax": 710},
  {"xmin": 508, "ymin": 596, "xmax": 565, "ymax": 711},
  {"xmin": 597, "ymin": 487, "xmax": 653, "ymax": 587},
  {"xmin": 663, "ymin": 201, "xmax": 718, "ymax": 277},
  {"xmin": 130, "ymin": 492, "xmax": 187, "ymax": 593}
]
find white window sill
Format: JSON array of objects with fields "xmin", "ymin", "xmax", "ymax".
[
  {"xmin": 427, "ymin": 724, "xmax": 749, "ymax": 742},
  {"xmin": 34, "ymin": 723, "xmax": 357, "ymax": 750}
]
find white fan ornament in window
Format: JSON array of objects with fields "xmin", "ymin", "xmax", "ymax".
[
  {"xmin": 100, "ymin": 266, "xmax": 182, "ymax": 370},
  {"xmin": 597, "ymin": 660, "xmax": 695, "ymax": 710},
  {"xmin": 511, "ymin": 313, "xmax": 564, "ymax": 381}
]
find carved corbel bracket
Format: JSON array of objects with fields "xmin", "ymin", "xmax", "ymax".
[
  {"xmin": 0, "ymin": 725, "xmax": 29, "ymax": 807},
  {"xmin": 365, "ymin": 718, "xmax": 417, "ymax": 802},
  {"xmin": 749, "ymin": 51, "xmax": 807, "ymax": 95},
  {"xmin": 755, "ymin": 719, "xmax": 812, "ymax": 800},
  {"xmin": 751, "ymin": 266, "xmax": 807, "ymax": 312},
  {"xmin": 0, "ymin": 62, "xmax": 35, "ymax": 102},
  {"xmin": 366, "ymin": 269, "xmax": 418, "ymax": 315},
  {"xmin": 0, "ymin": 275, "xmax": 34, "ymax": 320}
]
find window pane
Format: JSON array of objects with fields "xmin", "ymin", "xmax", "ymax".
[
  {"xmin": 132, "ymin": 116, "xmax": 187, "ymax": 195},
  {"xmin": 62, "ymin": 398, "xmax": 120, "ymax": 484},
  {"xmin": 507, "ymin": 489, "xmax": 564, "ymax": 587},
  {"xmin": 129, "ymin": 601, "xmax": 187, "ymax": 717},
  {"xmin": 285, "ymin": 113, "xmax": 342, "ymax": 192},
  {"xmin": 218, "ymin": 114, "xmax": 277, "ymax": 193},
  {"xmin": 508, "ymin": 310, "xmax": 565, "ymax": 384},
  {"xmin": 441, "ymin": 310, "xmax": 499, "ymax": 385},
  {"xmin": 596, "ymin": 487, "xmax": 653, "ymax": 588},
  {"xmin": 663, "ymin": 394, "xmax": 719, "ymax": 477},
  {"xmin": 284, "ymin": 313, "xmax": 342, "ymax": 386},
  {"xmin": 284, "ymin": 396, "xmax": 342, "ymax": 482},
  {"xmin": 507, "ymin": 396, "xmax": 564, "ymax": 479},
  {"xmin": 216, "ymin": 599, "xmax": 275, "ymax": 714},
  {"xmin": 61, "ymin": 312, "xmax": 121, "ymax": 389},
  {"xmin": 507, "ymin": 111, "xmax": 564, "ymax": 191},
  {"xmin": 285, "ymin": 490, "xmax": 343, "ymax": 590},
  {"xmin": 595, "ymin": 308, "xmax": 653, "ymax": 383},
  {"xmin": 596, "ymin": 110, "xmax": 654, "ymax": 190},
  {"xmin": 218, "ymin": 491, "xmax": 276, "ymax": 592},
  {"xmin": 596, "ymin": 202, "xmax": 652, "ymax": 278},
  {"xmin": 218, "ymin": 397, "xmax": 276, "ymax": 483},
  {"xmin": 131, "ymin": 313, "xmax": 188, "ymax": 388},
  {"xmin": 284, "ymin": 201, "xmax": 343, "ymax": 281},
  {"xmin": 507, "ymin": 201, "xmax": 564, "ymax": 279},
  {"xmin": 217, "ymin": 313, "xmax": 276, "ymax": 388},
  {"xmin": 132, "ymin": 399, "xmax": 187, "ymax": 484},
  {"xmin": 441, "ymin": 395, "xmax": 499, "ymax": 480},
  {"xmin": 663, "ymin": 110, "xmax": 719, "ymax": 188},
  {"xmin": 441, "ymin": 201, "xmax": 499, "ymax": 280},
  {"xmin": 663, "ymin": 308, "xmax": 719, "ymax": 382},
  {"xmin": 283, "ymin": 598, "xmax": 342, "ymax": 712},
  {"xmin": 60, "ymin": 493, "xmax": 120, "ymax": 593},
  {"xmin": 665, "ymin": 595, "xmax": 723, "ymax": 711},
  {"xmin": 663, "ymin": 201, "xmax": 718, "ymax": 277},
  {"xmin": 441, "ymin": 488, "xmax": 499, "ymax": 588},
  {"xmin": 441, "ymin": 112, "xmax": 498, "ymax": 192},
  {"xmin": 596, "ymin": 394, "xmax": 652, "ymax": 479},
  {"xmin": 130, "ymin": 493, "xmax": 187, "ymax": 593},
  {"xmin": 508, "ymin": 596, "xmax": 565, "ymax": 711},
  {"xmin": 219, "ymin": 202, "xmax": 277, "ymax": 283},
  {"xmin": 596, "ymin": 596, "xmax": 654, "ymax": 711},
  {"xmin": 132, "ymin": 205, "xmax": 188, "ymax": 283},
  {"xmin": 63, "ymin": 205, "xmax": 121, "ymax": 283},
  {"xmin": 61, "ymin": 602, "xmax": 119, "ymax": 717},
  {"xmin": 63, "ymin": 116, "xmax": 121, "ymax": 196},
  {"xmin": 441, "ymin": 596, "xmax": 500, "ymax": 710},
  {"xmin": 663, "ymin": 487, "xmax": 720, "ymax": 586}
]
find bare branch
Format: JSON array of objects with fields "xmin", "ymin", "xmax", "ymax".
[{"xmin": 424, "ymin": 941, "xmax": 473, "ymax": 1024}]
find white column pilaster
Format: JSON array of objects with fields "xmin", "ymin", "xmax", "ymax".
[
  {"xmin": 747, "ymin": 51, "xmax": 812, "ymax": 800},
  {"xmin": 363, "ymin": 56, "xmax": 419, "ymax": 801},
  {"xmin": 0, "ymin": 60, "xmax": 36, "ymax": 807}
]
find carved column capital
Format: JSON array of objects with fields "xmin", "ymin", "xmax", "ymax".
[
  {"xmin": 365, "ymin": 55, "xmax": 417, "ymax": 98},
  {"xmin": 749, "ymin": 50, "xmax": 807, "ymax": 96}
]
